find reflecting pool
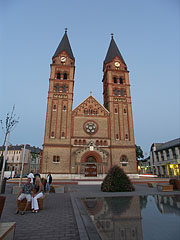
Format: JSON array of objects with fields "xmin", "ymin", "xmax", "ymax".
[{"xmin": 81, "ymin": 195, "xmax": 180, "ymax": 240}]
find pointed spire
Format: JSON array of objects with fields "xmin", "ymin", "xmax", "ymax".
[
  {"xmin": 53, "ymin": 29, "xmax": 75, "ymax": 60},
  {"xmin": 104, "ymin": 34, "xmax": 125, "ymax": 64}
]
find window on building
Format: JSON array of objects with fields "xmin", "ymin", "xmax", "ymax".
[
  {"xmin": 124, "ymin": 108, "xmax": 127, "ymax": 114},
  {"xmin": 83, "ymin": 140, "xmax": 86, "ymax": 145},
  {"xmin": 62, "ymin": 85, "xmax": 67, "ymax": 93},
  {"xmin": 63, "ymin": 73, "xmax": 67, "ymax": 79},
  {"xmin": 115, "ymin": 108, "xmax": 118, "ymax": 114},
  {"xmin": 116, "ymin": 134, "xmax": 119, "ymax": 140},
  {"xmin": 74, "ymin": 139, "xmax": 78, "ymax": 145},
  {"xmin": 120, "ymin": 77, "xmax": 123, "ymax": 84},
  {"xmin": 51, "ymin": 131, "xmax": 55, "ymax": 138},
  {"xmin": 120, "ymin": 89, "xmax": 124, "ymax": 96},
  {"xmin": 89, "ymin": 108, "xmax": 93, "ymax": 115},
  {"xmin": 62, "ymin": 132, "xmax": 65, "ymax": 137},
  {"xmin": 113, "ymin": 77, "xmax": 117, "ymax": 83},
  {"xmin": 113, "ymin": 89, "xmax": 118, "ymax": 96},
  {"xmin": 84, "ymin": 109, "xmax": 88, "ymax": 115},
  {"xmin": 57, "ymin": 73, "xmax": 60, "ymax": 79},
  {"xmin": 55, "ymin": 84, "xmax": 60, "ymax": 92},
  {"xmin": 125, "ymin": 134, "xmax": 129, "ymax": 140},
  {"xmin": 94, "ymin": 110, "xmax": 98, "ymax": 115},
  {"xmin": 53, "ymin": 156, "xmax": 60, "ymax": 163},
  {"xmin": 120, "ymin": 155, "xmax": 128, "ymax": 166},
  {"xmin": 53, "ymin": 105, "xmax": 57, "ymax": 111},
  {"xmin": 63, "ymin": 106, "xmax": 66, "ymax": 111}
]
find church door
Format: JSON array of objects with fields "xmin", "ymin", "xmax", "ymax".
[{"xmin": 84, "ymin": 156, "xmax": 97, "ymax": 177}]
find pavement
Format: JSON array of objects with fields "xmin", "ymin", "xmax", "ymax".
[{"xmin": 1, "ymin": 180, "xmax": 180, "ymax": 240}]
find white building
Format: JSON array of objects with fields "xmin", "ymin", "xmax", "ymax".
[
  {"xmin": 0, "ymin": 144, "xmax": 42, "ymax": 176},
  {"xmin": 150, "ymin": 138, "xmax": 180, "ymax": 177}
]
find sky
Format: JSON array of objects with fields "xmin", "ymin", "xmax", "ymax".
[{"xmin": 0, "ymin": 0, "xmax": 179, "ymax": 156}]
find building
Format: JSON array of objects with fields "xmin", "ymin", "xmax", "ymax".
[
  {"xmin": 150, "ymin": 138, "xmax": 180, "ymax": 177},
  {"xmin": 41, "ymin": 30, "xmax": 137, "ymax": 178},
  {"xmin": 0, "ymin": 144, "xmax": 42, "ymax": 175}
]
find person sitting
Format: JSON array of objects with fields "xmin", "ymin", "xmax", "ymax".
[
  {"xmin": 31, "ymin": 176, "xmax": 44, "ymax": 213},
  {"xmin": 15, "ymin": 177, "xmax": 33, "ymax": 215}
]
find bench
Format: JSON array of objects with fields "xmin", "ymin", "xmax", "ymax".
[
  {"xmin": 18, "ymin": 198, "xmax": 43, "ymax": 211},
  {"xmin": 0, "ymin": 222, "xmax": 16, "ymax": 240},
  {"xmin": 157, "ymin": 184, "xmax": 173, "ymax": 192}
]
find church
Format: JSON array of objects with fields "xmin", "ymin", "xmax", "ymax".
[{"xmin": 40, "ymin": 30, "xmax": 137, "ymax": 179}]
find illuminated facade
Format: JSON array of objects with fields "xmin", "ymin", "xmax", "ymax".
[{"xmin": 147, "ymin": 138, "xmax": 180, "ymax": 176}]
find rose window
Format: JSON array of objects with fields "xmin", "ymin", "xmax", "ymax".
[{"xmin": 85, "ymin": 122, "xmax": 97, "ymax": 134}]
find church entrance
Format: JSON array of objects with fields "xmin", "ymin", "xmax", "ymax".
[{"xmin": 84, "ymin": 156, "xmax": 97, "ymax": 177}]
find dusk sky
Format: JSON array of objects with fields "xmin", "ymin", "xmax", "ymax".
[{"xmin": 0, "ymin": 0, "xmax": 179, "ymax": 156}]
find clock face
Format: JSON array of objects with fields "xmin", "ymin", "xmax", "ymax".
[
  {"xmin": 61, "ymin": 56, "xmax": 66, "ymax": 63},
  {"xmin": 115, "ymin": 62, "xmax": 120, "ymax": 67},
  {"xmin": 84, "ymin": 122, "xmax": 97, "ymax": 134}
]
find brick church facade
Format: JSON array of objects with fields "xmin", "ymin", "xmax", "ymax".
[{"xmin": 41, "ymin": 30, "xmax": 137, "ymax": 178}]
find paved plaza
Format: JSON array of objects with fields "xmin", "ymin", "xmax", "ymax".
[{"xmin": 1, "ymin": 181, "xmax": 180, "ymax": 240}]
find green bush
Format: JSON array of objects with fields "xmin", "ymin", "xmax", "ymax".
[{"xmin": 101, "ymin": 165, "xmax": 135, "ymax": 192}]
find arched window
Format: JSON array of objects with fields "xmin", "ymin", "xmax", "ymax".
[
  {"xmin": 63, "ymin": 73, "xmax": 67, "ymax": 79},
  {"xmin": 125, "ymin": 134, "xmax": 129, "ymax": 140},
  {"xmin": 62, "ymin": 85, "xmax": 67, "ymax": 93},
  {"xmin": 83, "ymin": 140, "xmax": 86, "ymax": 145},
  {"xmin": 104, "ymin": 140, "xmax": 107, "ymax": 146},
  {"xmin": 89, "ymin": 108, "xmax": 93, "ymax": 115},
  {"xmin": 63, "ymin": 106, "xmax": 66, "ymax": 111},
  {"xmin": 74, "ymin": 139, "xmax": 78, "ymax": 145},
  {"xmin": 53, "ymin": 105, "xmax": 56, "ymax": 111},
  {"xmin": 124, "ymin": 108, "xmax": 127, "ymax": 114},
  {"xmin": 96, "ymin": 140, "xmax": 99, "ymax": 145},
  {"xmin": 113, "ymin": 89, "xmax": 118, "ymax": 96},
  {"xmin": 57, "ymin": 73, "xmax": 60, "ymax": 79},
  {"xmin": 55, "ymin": 84, "xmax": 60, "ymax": 92},
  {"xmin": 119, "ymin": 77, "xmax": 123, "ymax": 84},
  {"xmin": 120, "ymin": 155, "xmax": 128, "ymax": 166},
  {"xmin": 62, "ymin": 132, "xmax": 65, "ymax": 137},
  {"xmin": 115, "ymin": 108, "xmax": 118, "ymax": 114},
  {"xmin": 84, "ymin": 109, "xmax": 88, "ymax": 115},
  {"xmin": 113, "ymin": 77, "xmax": 117, "ymax": 83},
  {"xmin": 116, "ymin": 134, "xmax": 119, "ymax": 140},
  {"xmin": 100, "ymin": 140, "xmax": 103, "ymax": 146},
  {"xmin": 51, "ymin": 131, "xmax": 55, "ymax": 138},
  {"xmin": 120, "ymin": 89, "xmax": 124, "ymax": 96}
]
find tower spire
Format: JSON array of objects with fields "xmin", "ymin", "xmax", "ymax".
[
  {"xmin": 104, "ymin": 34, "xmax": 125, "ymax": 64},
  {"xmin": 53, "ymin": 30, "xmax": 74, "ymax": 60}
]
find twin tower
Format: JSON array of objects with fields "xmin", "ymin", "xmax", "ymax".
[{"xmin": 41, "ymin": 30, "xmax": 137, "ymax": 178}]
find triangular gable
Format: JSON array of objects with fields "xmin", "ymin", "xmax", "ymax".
[{"xmin": 72, "ymin": 95, "xmax": 109, "ymax": 117}]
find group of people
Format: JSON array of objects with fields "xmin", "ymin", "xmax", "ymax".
[{"xmin": 15, "ymin": 171, "xmax": 52, "ymax": 215}]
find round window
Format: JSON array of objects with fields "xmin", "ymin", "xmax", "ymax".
[{"xmin": 84, "ymin": 122, "xmax": 97, "ymax": 134}]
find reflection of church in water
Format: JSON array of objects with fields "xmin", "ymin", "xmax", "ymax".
[
  {"xmin": 41, "ymin": 29, "xmax": 137, "ymax": 178},
  {"xmin": 82, "ymin": 196, "xmax": 143, "ymax": 240}
]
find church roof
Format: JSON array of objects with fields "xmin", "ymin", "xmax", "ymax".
[
  {"xmin": 104, "ymin": 35, "xmax": 126, "ymax": 64},
  {"xmin": 72, "ymin": 94, "xmax": 109, "ymax": 116},
  {"xmin": 53, "ymin": 30, "xmax": 75, "ymax": 60}
]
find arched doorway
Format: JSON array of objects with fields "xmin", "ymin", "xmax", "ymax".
[{"xmin": 85, "ymin": 156, "xmax": 97, "ymax": 177}]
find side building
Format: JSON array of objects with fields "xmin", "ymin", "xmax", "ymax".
[
  {"xmin": 150, "ymin": 138, "xmax": 180, "ymax": 177},
  {"xmin": 0, "ymin": 144, "xmax": 42, "ymax": 176},
  {"xmin": 138, "ymin": 138, "xmax": 180, "ymax": 177}
]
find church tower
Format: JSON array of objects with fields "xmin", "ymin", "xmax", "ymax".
[
  {"xmin": 41, "ymin": 29, "xmax": 75, "ymax": 174},
  {"xmin": 103, "ymin": 34, "xmax": 137, "ymax": 173}
]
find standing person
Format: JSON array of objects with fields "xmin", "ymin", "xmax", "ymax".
[
  {"xmin": 31, "ymin": 176, "xmax": 44, "ymax": 213},
  {"xmin": 15, "ymin": 177, "xmax": 33, "ymax": 215},
  {"xmin": 46, "ymin": 172, "xmax": 52, "ymax": 194},
  {"xmin": 27, "ymin": 170, "xmax": 34, "ymax": 184}
]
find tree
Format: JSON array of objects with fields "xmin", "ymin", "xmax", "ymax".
[
  {"xmin": 0, "ymin": 105, "xmax": 19, "ymax": 192},
  {"xmin": 136, "ymin": 145, "xmax": 144, "ymax": 160}
]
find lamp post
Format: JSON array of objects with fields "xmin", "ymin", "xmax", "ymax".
[{"xmin": 19, "ymin": 145, "xmax": 26, "ymax": 187}]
